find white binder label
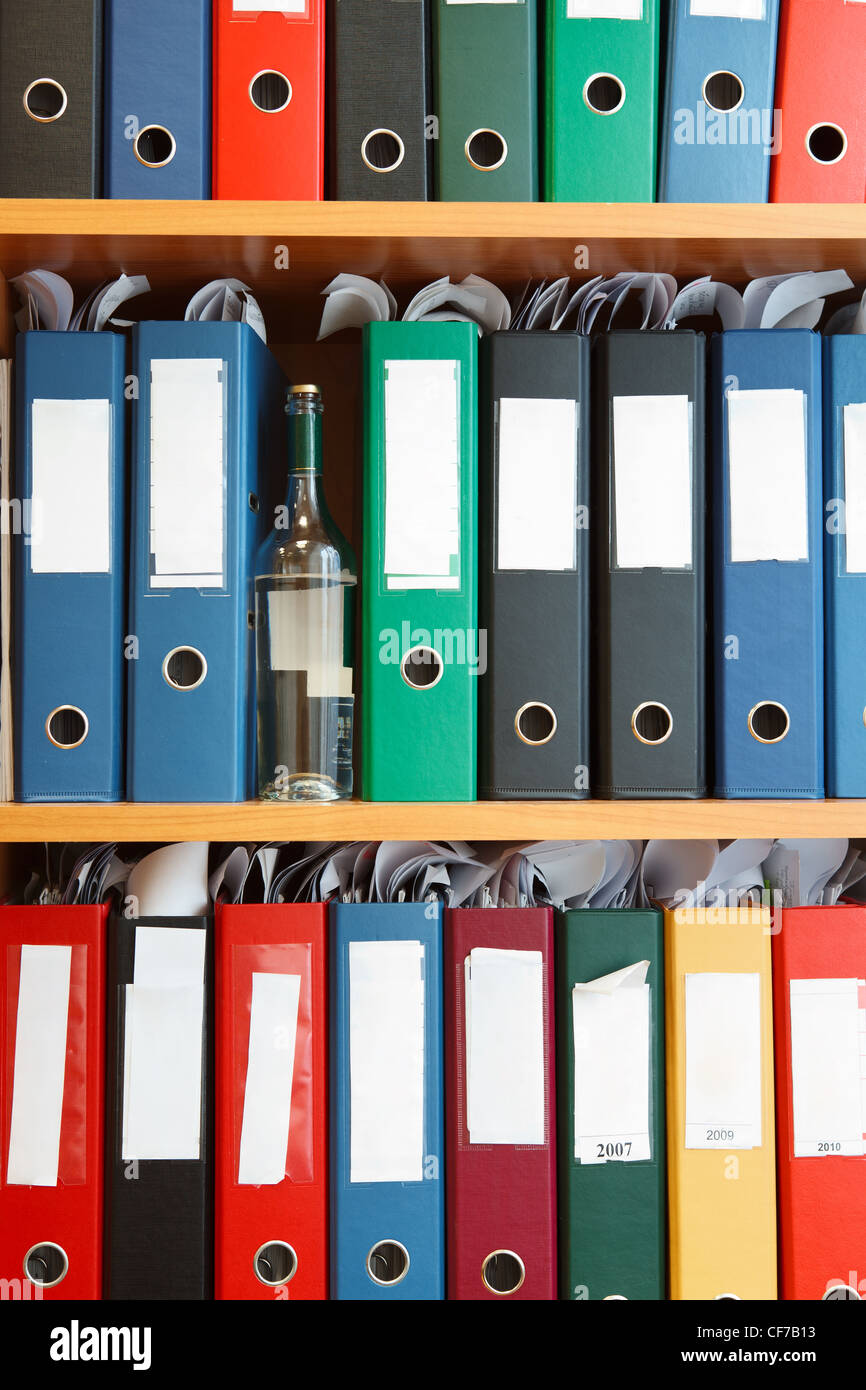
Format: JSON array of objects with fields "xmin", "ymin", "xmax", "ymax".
[
  {"xmin": 568, "ymin": 1, "xmax": 643, "ymax": 16},
  {"xmin": 31, "ymin": 398, "xmax": 111, "ymax": 575},
  {"xmin": 232, "ymin": 2, "xmax": 307, "ymax": 12},
  {"xmin": 690, "ymin": 0, "xmax": 765, "ymax": 16},
  {"xmin": 790, "ymin": 978, "xmax": 866, "ymax": 1158},
  {"xmin": 238, "ymin": 972, "xmax": 302, "ymax": 1185},
  {"xmin": 122, "ymin": 927, "xmax": 206, "ymax": 1162},
  {"xmin": 384, "ymin": 359, "xmax": 460, "ymax": 591},
  {"xmin": 497, "ymin": 397, "xmax": 577, "ymax": 571},
  {"xmin": 685, "ymin": 972, "xmax": 762, "ymax": 1150},
  {"xmin": 6, "ymin": 945, "xmax": 72, "ymax": 1187},
  {"xmin": 727, "ymin": 388, "xmax": 809, "ymax": 563},
  {"xmin": 573, "ymin": 962, "xmax": 651, "ymax": 1164},
  {"xmin": 843, "ymin": 402, "xmax": 866, "ymax": 573},
  {"xmin": 349, "ymin": 940, "xmax": 425, "ymax": 1184},
  {"xmin": 149, "ymin": 358, "xmax": 225, "ymax": 589},
  {"xmin": 267, "ymin": 587, "xmax": 353, "ymax": 695},
  {"xmin": 613, "ymin": 394, "xmax": 692, "ymax": 570},
  {"xmin": 466, "ymin": 947, "xmax": 545, "ymax": 1145}
]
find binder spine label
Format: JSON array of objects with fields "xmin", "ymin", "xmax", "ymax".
[{"xmin": 790, "ymin": 977, "xmax": 866, "ymax": 1158}]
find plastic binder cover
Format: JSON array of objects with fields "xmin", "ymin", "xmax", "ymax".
[
  {"xmin": 361, "ymin": 322, "xmax": 478, "ymax": 801},
  {"xmin": 104, "ymin": 915, "xmax": 213, "ymax": 1300},
  {"xmin": 556, "ymin": 909, "xmax": 665, "ymax": 1301}
]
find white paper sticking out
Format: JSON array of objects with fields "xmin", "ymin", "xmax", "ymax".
[
  {"xmin": 572, "ymin": 962, "xmax": 651, "ymax": 1164},
  {"xmin": 685, "ymin": 973, "xmax": 762, "ymax": 1150},
  {"xmin": 497, "ymin": 398, "xmax": 577, "ymax": 571},
  {"xmin": 384, "ymin": 359, "xmax": 460, "ymax": 591},
  {"xmin": 790, "ymin": 979, "xmax": 866, "ymax": 1158},
  {"xmin": 238, "ymin": 973, "xmax": 302, "ymax": 1185},
  {"xmin": 30, "ymin": 399, "xmax": 111, "ymax": 575},
  {"xmin": 267, "ymin": 586, "xmax": 353, "ymax": 695},
  {"xmin": 690, "ymin": 0, "xmax": 764, "ymax": 17},
  {"xmin": 568, "ymin": 0, "xmax": 643, "ymax": 15},
  {"xmin": 6, "ymin": 945, "xmax": 72, "ymax": 1186},
  {"xmin": 126, "ymin": 842, "xmax": 210, "ymax": 918},
  {"xmin": 727, "ymin": 389, "xmax": 808, "ymax": 564},
  {"xmin": 613, "ymin": 395, "xmax": 692, "ymax": 570},
  {"xmin": 349, "ymin": 940, "xmax": 425, "ymax": 1184},
  {"xmin": 843, "ymin": 403, "xmax": 866, "ymax": 574},
  {"xmin": 122, "ymin": 927, "xmax": 206, "ymax": 1162},
  {"xmin": 466, "ymin": 948, "xmax": 545, "ymax": 1145},
  {"xmin": 149, "ymin": 358, "xmax": 225, "ymax": 588}
]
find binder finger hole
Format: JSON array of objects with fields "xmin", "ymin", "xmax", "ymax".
[
  {"xmin": 584, "ymin": 73, "xmax": 626, "ymax": 116},
  {"xmin": 714, "ymin": 1293, "xmax": 742, "ymax": 1300},
  {"xmin": 163, "ymin": 646, "xmax": 207, "ymax": 692},
  {"xmin": 702, "ymin": 70, "xmax": 744, "ymax": 114},
  {"xmin": 400, "ymin": 645, "xmax": 444, "ymax": 691},
  {"xmin": 807, "ymin": 123, "xmax": 847, "ymax": 165},
  {"xmin": 366, "ymin": 1240, "xmax": 410, "ymax": 1286},
  {"xmin": 481, "ymin": 1250, "xmax": 525, "ymax": 1295},
  {"xmin": 23, "ymin": 78, "xmax": 67, "ymax": 123},
  {"xmin": 465, "ymin": 129, "xmax": 508, "ymax": 172},
  {"xmin": 823, "ymin": 1284, "xmax": 861, "ymax": 1300},
  {"xmin": 134, "ymin": 125, "xmax": 176, "ymax": 169},
  {"xmin": 514, "ymin": 702, "xmax": 557, "ymax": 746},
  {"xmin": 361, "ymin": 128, "xmax": 406, "ymax": 174},
  {"xmin": 45, "ymin": 706, "xmax": 88, "ymax": 750},
  {"xmin": 24, "ymin": 1242, "xmax": 68, "ymax": 1288},
  {"xmin": 748, "ymin": 701, "xmax": 789, "ymax": 744},
  {"xmin": 254, "ymin": 1241, "xmax": 298, "ymax": 1287},
  {"xmin": 631, "ymin": 701, "xmax": 673, "ymax": 746},
  {"xmin": 249, "ymin": 70, "xmax": 292, "ymax": 114}
]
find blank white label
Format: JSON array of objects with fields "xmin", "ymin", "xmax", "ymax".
[
  {"xmin": 349, "ymin": 940, "xmax": 425, "ymax": 1184},
  {"xmin": 843, "ymin": 403, "xmax": 866, "ymax": 573},
  {"xmin": 568, "ymin": 0, "xmax": 643, "ymax": 15},
  {"xmin": 790, "ymin": 978, "xmax": 866, "ymax": 1158},
  {"xmin": 384, "ymin": 359, "xmax": 460, "ymax": 591},
  {"xmin": 31, "ymin": 399, "xmax": 111, "ymax": 575},
  {"xmin": 267, "ymin": 586, "xmax": 353, "ymax": 695},
  {"xmin": 466, "ymin": 947, "xmax": 545, "ymax": 1145},
  {"xmin": 232, "ymin": 2, "xmax": 307, "ymax": 11},
  {"xmin": 690, "ymin": 0, "xmax": 765, "ymax": 16},
  {"xmin": 728, "ymin": 389, "xmax": 809, "ymax": 563},
  {"xmin": 238, "ymin": 972, "xmax": 302, "ymax": 1185},
  {"xmin": 150, "ymin": 358, "xmax": 225, "ymax": 589},
  {"xmin": 6, "ymin": 945, "xmax": 72, "ymax": 1187},
  {"xmin": 573, "ymin": 962, "xmax": 651, "ymax": 1164},
  {"xmin": 122, "ymin": 927, "xmax": 206, "ymax": 1162},
  {"xmin": 497, "ymin": 398, "xmax": 577, "ymax": 571},
  {"xmin": 613, "ymin": 394, "xmax": 692, "ymax": 569},
  {"xmin": 685, "ymin": 972, "xmax": 762, "ymax": 1150}
]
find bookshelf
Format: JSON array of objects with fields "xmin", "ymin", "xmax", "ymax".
[{"xmin": 2, "ymin": 199, "xmax": 865, "ymax": 846}]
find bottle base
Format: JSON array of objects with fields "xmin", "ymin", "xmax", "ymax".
[{"xmin": 258, "ymin": 774, "xmax": 350, "ymax": 803}]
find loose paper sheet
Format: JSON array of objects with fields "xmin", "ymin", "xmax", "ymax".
[
  {"xmin": 573, "ymin": 962, "xmax": 651, "ymax": 1164},
  {"xmin": 6, "ymin": 945, "xmax": 72, "ymax": 1186},
  {"xmin": 790, "ymin": 979, "xmax": 866, "ymax": 1157},
  {"xmin": 685, "ymin": 972, "xmax": 762, "ymax": 1150},
  {"xmin": 466, "ymin": 947, "xmax": 545, "ymax": 1145}
]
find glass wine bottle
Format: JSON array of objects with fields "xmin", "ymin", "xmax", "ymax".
[{"xmin": 255, "ymin": 385, "xmax": 356, "ymax": 801}]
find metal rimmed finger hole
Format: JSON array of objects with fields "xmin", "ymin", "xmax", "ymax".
[
  {"xmin": 748, "ymin": 701, "xmax": 789, "ymax": 744},
  {"xmin": 254, "ymin": 1241, "xmax": 298, "ymax": 1287},
  {"xmin": 702, "ymin": 70, "xmax": 744, "ymax": 114},
  {"xmin": 249, "ymin": 70, "xmax": 292, "ymax": 114},
  {"xmin": 45, "ymin": 706, "xmax": 88, "ymax": 750},
  {"xmin": 823, "ymin": 1284, "xmax": 861, "ymax": 1300},
  {"xmin": 806, "ymin": 123, "xmax": 847, "ymax": 165},
  {"xmin": 23, "ymin": 78, "xmax": 67, "ymax": 123},
  {"xmin": 361, "ymin": 128, "xmax": 405, "ymax": 173},
  {"xmin": 714, "ymin": 1292, "xmax": 741, "ymax": 1300},
  {"xmin": 465, "ymin": 128, "xmax": 507, "ymax": 172},
  {"xmin": 24, "ymin": 1242, "xmax": 69, "ymax": 1288},
  {"xmin": 163, "ymin": 646, "xmax": 207, "ymax": 692},
  {"xmin": 366, "ymin": 1240, "xmax": 410, "ymax": 1286},
  {"xmin": 603, "ymin": 1294, "xmax": 628, "ymax": 1300},
  {"xmin": 584, "ymin": 73, "xmax": 625, "ymax": 115},
  {"xmin": 134, "ymin": 125, "xmax": 176, "ymax": 168},
  {"xmin": 631, "ymin": 701, "xmax": 673, "ymax": 745},
  {"xmin": 400, "ymin": 645, "xmax": 444, "ymax": 691},
  {"xmin": 482, "ymin": 1250, "xmax": 525, "ymax": 1296},
  {"xmin": 514, "ymin": 702, "xmax": 557, "ymax": 746}
]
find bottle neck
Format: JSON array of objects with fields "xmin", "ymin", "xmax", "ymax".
[{"xmin": 287, "ymin": 409, "xmax": 322, "ymax": 477}]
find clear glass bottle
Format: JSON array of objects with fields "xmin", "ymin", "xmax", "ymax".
[{"xmin": 255, "ymin": 385, "xmax": 356, "ymax": 801}]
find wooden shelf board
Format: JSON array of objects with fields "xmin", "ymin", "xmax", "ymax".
[{"xmin": 0, "ymin": 799, "xmax": 863, "ymax": 842}]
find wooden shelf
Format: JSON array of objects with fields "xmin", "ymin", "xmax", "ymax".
[{"xmin": 0, "ymin": 800, "xmax": 863, "ymax": 842}]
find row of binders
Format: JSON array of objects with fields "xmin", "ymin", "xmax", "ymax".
[
  {"xmin": 1, "ymin": 2, "xmax": 865, "ymax": 203},
  {"xmin": 3, "ymin": 835, "xmax": 866, "ymax": 1301},
  {"xmin": 8, "ymin": 265, "xmax": 866, "ymax": 803}
]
